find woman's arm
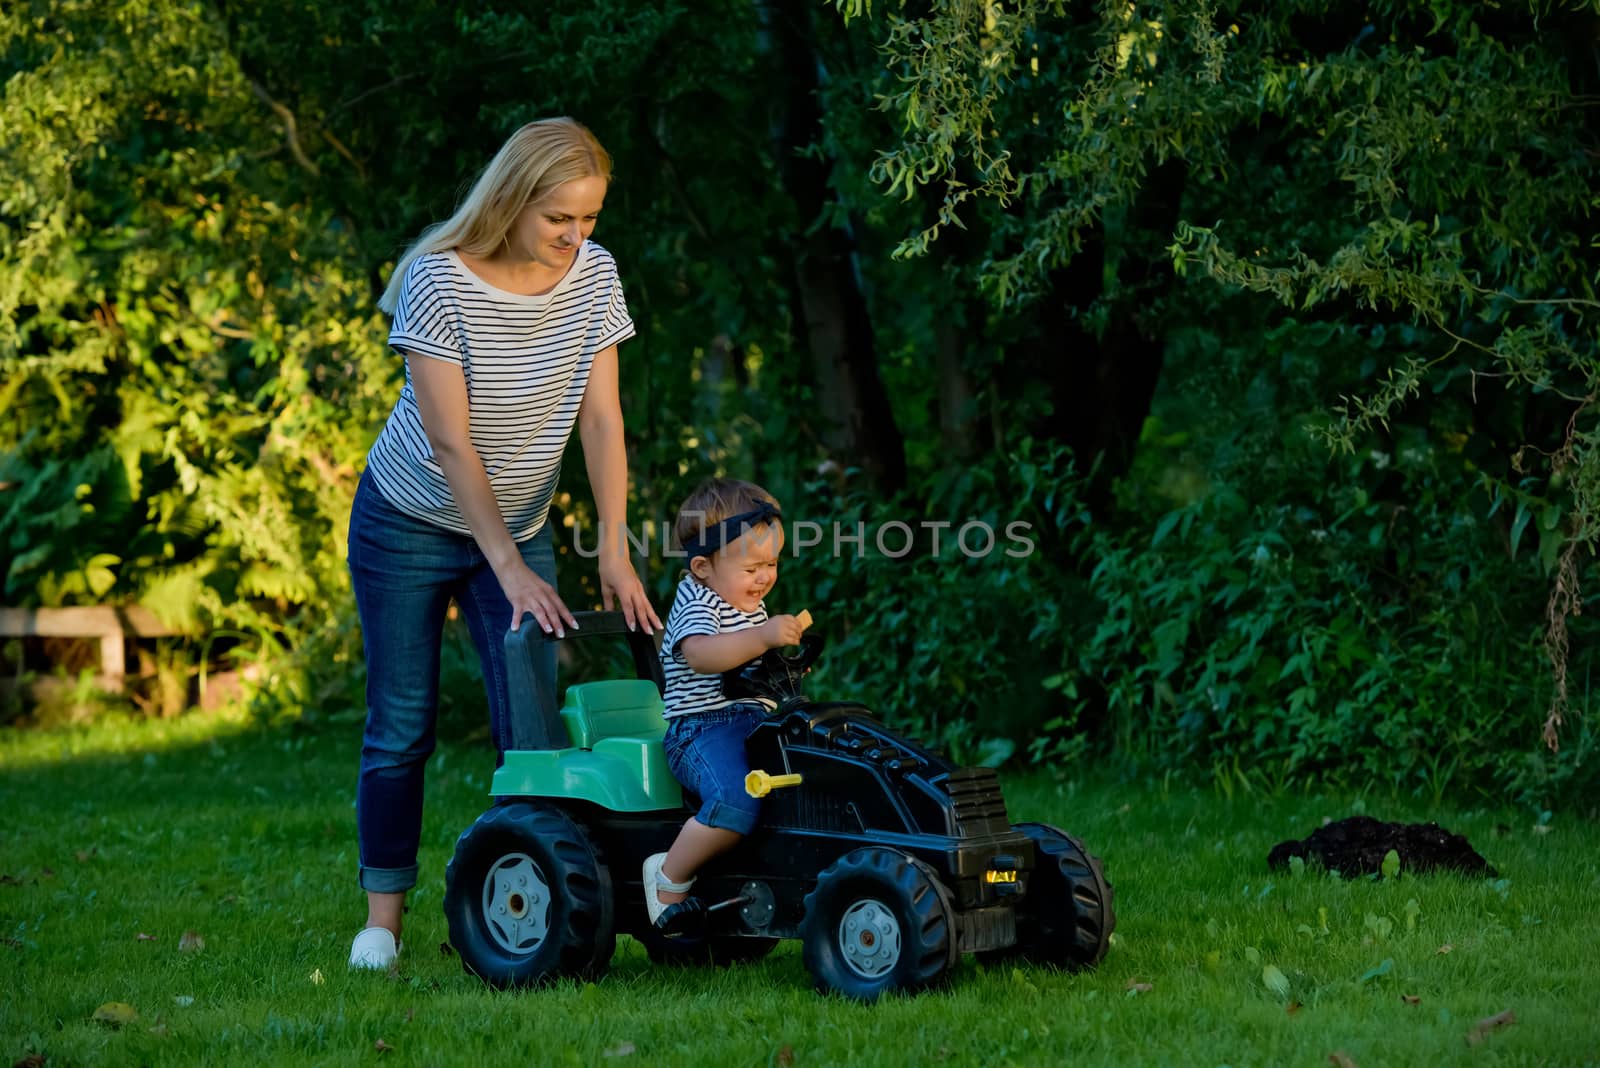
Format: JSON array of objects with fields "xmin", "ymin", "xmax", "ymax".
[
  {"xmin": 407, "ymin": 352, "xmax": 576, "ymax": 635},
  {"xmin": 579, "ymin": 344, "xmax": 663, "ymax": 633}
]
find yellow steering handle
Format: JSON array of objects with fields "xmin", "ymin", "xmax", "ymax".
[{"xmin": 745, "ymin": 769, "xmax": 804, "ymax": 798}]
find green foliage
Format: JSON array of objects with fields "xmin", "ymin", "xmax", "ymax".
[
  {"xmin": 1, "ymin": 0, "xmax": 392, "ymax": 645},
  {"xmin": 1, "ymin": 0, "xmax": 792, "ymax": 710},
  {"xmin": 795, "ymin": 439, "xmax": 1092, "ymax": 763},
  {"xmin": 5, "ymin": 0, "xmax": 1599, "ymax": 811},
  {"xmin": 1064, "ymin": 314, "xmax": 1600, "ymax": 807},
  {"xmin": 830, "ymin": 0, "xmax": 1600, "ymax": 793}
]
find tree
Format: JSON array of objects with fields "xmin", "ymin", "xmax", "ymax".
[{"xmin": 833, "ymin": 0, "xmax": 1600, "ymax": 751}]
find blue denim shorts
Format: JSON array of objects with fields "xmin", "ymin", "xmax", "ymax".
[{"xmin": 662, "ymin": 703, "xmax": 769, "ymax": 835}]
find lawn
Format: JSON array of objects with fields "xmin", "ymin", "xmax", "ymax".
[{"xmin": 3, "ymin": 710, "xmax": 1598, "ymax": 1067}]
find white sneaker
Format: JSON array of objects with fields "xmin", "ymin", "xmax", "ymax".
[
  {"xmin": 349, "ymin": 926, "xmax": 402, "ymax": 970},
  {"xmin": 642, "ymin": 852, "xmax": 695, "ymax": 926}
]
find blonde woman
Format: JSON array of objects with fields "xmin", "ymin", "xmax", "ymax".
[{"xmin": 346, "ymin": 118, "xmax": 661, "ymax": 970}]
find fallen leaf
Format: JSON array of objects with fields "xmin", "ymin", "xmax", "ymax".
[
  {"xmin": 777, "ymin": 1046, "xmax": 795, "ymax": 1066},
  {"xmin": 1358, "ymin": 958, "xmax": 1394, "ymax": 984},
  {"xmin": 1286, "ymin": 1001, "xmax": 1302, "ymax": 1015},
  {"xmin": 136, "ymin": 932, "xmax": 157, "ymax": 942},
  {"xmin": 439, "ymin": 941, "xmax": 454, "ymax": 958},
  {"xmin": 1262, "ymin": 964, "xmax": 1291, "ymax": 998},
  {"xmin": 309, "ymin": 968, "xmax": 324, "ymax": 986},
  {"xmin": 374, "ymin": 1038, "xmax": 393, "ymax": 1053},
  {"xmin": 1531, "ymin": 823, "xmax": 1552, "ymax": 835},
  {"xmin": 602, "ymin": 1041, "xmax": 636, "ymax": 1058},
  {"xmin": 1436, "ymin": 943, "xmax": 1453, "ymax": 955},
  {"xmin": 1466, "ymin": 1009, "xmax": 1516, "ymax": 1046},
  {"xmin": 14, "ymin": 1054, "xmax": 47, "ymax": 1067},
  {"xmin": 148, "ymin": 1023, "xmax": 169, "ymax": 1037},
  {"xmin": 178, "ymin": 930, "xmax": 204, "ymax": 953},
  {"xmin": 93, "ymin": 1002, "xmax": 139, "ymax": 1027},
  {"xmin": 1328, "ymin": 1052, "xmax": 1358, "ymax": 1068},
  {"xmin": 75, "ymin": 847, "xmax": 97, "ymax": 863},
  {"xmin": 220, "ymin": 894, "xmax": 238, "ymax": 905},
  {"xmin": 1126, "ymin": 981, "xmax": 1153, "ymax": 995},
  {"xmin": 3, "ymin": 937, "xmax": 23, "ymax": 950},
  {"xmin": 1401, "ymin": 994, "xmax": 1421, "ymax": 1005}
]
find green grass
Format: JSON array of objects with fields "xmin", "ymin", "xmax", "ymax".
[{"xmin": 3, "ymin": 712, "xmax": 1598, "ymax": 1067}]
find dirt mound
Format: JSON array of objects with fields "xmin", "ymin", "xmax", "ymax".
[{"xmin": 1267, "ymin": 816, "xmax": 1497, "ymax": 878}]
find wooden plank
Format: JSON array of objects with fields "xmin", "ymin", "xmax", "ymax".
[
  {"xmin": 102, "ymin": 631, "xmax": 125, "ymax": 682},
  {"xmin": 0, "ymin": 605, "xmax": 180, "ymax": 638}
]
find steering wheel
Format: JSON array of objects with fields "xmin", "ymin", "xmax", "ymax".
[{"xmin": 721, "ymin": 633, "xmax": 825, "ymax": 705}]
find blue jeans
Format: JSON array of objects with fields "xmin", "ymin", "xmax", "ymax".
[
  {"xmin": 662, "ymin": 703, "xmax": 769, "ymax": 836},
  {"xmin": 347, "ymin": 472, "xmax": 556, "ymax": 893}
]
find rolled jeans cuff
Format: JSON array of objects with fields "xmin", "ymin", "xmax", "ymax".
[
  {"xmin": 359, "ymin": 863, "xmax": 419, "ymax": 894},
  {"xmin": 698, "ymin": 797, "xmax": 759, "ymax": 836}
]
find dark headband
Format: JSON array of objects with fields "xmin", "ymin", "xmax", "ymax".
[{"xmin": 681, "ymin": 500, "xmax": 783, "ymax": 561}]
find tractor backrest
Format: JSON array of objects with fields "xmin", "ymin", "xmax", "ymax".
[{"xmin": 561, "ymin": 680, "xmax": 668, "ymax": 749}]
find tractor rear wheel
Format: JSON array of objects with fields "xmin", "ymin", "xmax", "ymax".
[{"xmin": 444, "ymin": 801, "xmax": 615, "ymax": 987}]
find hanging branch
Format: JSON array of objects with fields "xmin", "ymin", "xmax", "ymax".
[{"xmin": 248, "ymin": 79, "xmax": 320, "ymax": 177}]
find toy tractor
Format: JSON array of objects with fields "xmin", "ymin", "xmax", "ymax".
[{"xmin": 442, "ymin": 611, "xmax": 1113, "ymax": 1001}]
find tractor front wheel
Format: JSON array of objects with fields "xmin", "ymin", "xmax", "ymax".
[
  {"xmin": 800, "ymin": 847, "xmax": 957, "ymax": 1001},
  {"xmin": 981, "ymin": 822, "xmax": 1113, "ymax": 970}
]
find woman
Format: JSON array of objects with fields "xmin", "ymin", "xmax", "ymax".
[{"xmin": 346, "ymin": 117, "xmax": 661, "ymax": 970}]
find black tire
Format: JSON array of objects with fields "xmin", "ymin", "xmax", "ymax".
[
  {"xmin": 800, "ymin": 847, "xmax": 957, "ymax": 1001},
  {"xmin": 444, "ymin": 801, "xmax": 616, "ymax": 987},
  {"xmin": 980, "ymin": 822, "xmax": 1113, "ymax": 970},
  {"xmin": 637, "ymin": 930, "xmax": 781, "ymax": 967}
]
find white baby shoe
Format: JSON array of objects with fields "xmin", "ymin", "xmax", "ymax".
[
  {"xmin": 642, "ymin": 852, "xmax": 696, "ymax": 926},
  {"xmin": 348, "ymin": 926, "xmax": 402, "ymax": 970}
]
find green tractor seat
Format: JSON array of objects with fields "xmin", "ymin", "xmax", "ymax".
[
  {"xmin": 489, "ymin": 679, "xmax": 681, "ymax": 811},
  {"xmin": 493, "ymin": 622, "xmax": 682, "ymax": 811},
  {"xmin": 561, "ymin": 680, "xmax": 669, "ymax": 747}
]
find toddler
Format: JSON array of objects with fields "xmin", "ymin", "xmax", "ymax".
[{"xmin": 643, "ymin": 477, "xmax": 808, "ymax": 932}]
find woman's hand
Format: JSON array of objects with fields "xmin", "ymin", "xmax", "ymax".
[
  {"xmin": 597, "ymin": 553, "xmax": 662, "ymax": 633},
  {"xmin": 498, "ymin": 559, "xmax": 578, "ymax": 637}
]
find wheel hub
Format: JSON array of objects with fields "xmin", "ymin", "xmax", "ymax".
[
  {"xmin": 837, "ymin": 898, "xmax": 901, "ymax": 979},
  {"xmin": 482, "ymin": 852, "xmax": 551, "ymax": 955}
]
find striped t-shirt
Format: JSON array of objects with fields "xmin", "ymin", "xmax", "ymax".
[
  {"xmin": 365, "ymin": 241, "xmax": 635, "ymax": 540},
  {"xmin": 659, "ymin": 576, "xmax": 770, "ymax": 718}
]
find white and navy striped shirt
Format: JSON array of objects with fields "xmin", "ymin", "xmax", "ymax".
[
  {"xmin": 660, "ymin": 576, "xmax": 770, "ymax": 718},
  {"xmin": 366, "ymin": 241, "xmax": 635, "ymax": 540}
]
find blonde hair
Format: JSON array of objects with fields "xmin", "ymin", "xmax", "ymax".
[
  {"xmin": 378, "ymin": 117, "xmax": 612, "ymax": 313},
  {"xmin": 674, "ymin": 478, "xmax": 782, "ymax": 559}
]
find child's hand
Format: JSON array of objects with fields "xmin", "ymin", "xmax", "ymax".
[{"xmin": 763, "ymin": 613, "xmax": 809, "ymax": 648}]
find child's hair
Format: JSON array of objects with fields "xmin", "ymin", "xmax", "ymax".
[{"xmin": 673, "ymin": 477, "xmax": 782, "ymax": 559}]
